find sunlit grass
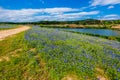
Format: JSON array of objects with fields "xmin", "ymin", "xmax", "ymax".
[{"xmin": 0, "ymin": 31, "xmax": 50, "ymax": 80}]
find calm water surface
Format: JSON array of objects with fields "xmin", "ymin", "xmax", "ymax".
[{"xmin": 63, "ymin": 28, "xmax": 120, "ymax": 37}]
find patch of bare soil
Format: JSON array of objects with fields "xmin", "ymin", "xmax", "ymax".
[
  {"xmin": 10, "ymin": 49, "xmax": 22, "ymax": 57},
  {"xmin": 112, "ymin": 25, "xmax": 120, "ymax": 29},
  {"xmin": 0, "ymin": 26, "xmax": 30, "ymax": 41},
  {"xmin": 96, "ymin": 68, "xmax": 109, "ymax": 80},
  {"xmin": 62, "ymin": 74, "xmax": 80, "ymax": 80},
  {"xmin": 67, "ymin": 24, "xmax": 85, "ymax": 28},
  {"xmin": 0, "ymin": 56, "xmax": 10, "ymax": 62},
  {"xmin": 0, "ymin": 48, "xmax": 22, "ymax": 62}
]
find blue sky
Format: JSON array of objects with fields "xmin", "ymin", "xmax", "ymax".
[{"xmin": 0, "ymin": 0, "xmax": 120, "ymax": 22}]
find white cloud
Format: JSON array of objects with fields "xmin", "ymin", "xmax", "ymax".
[
  {"xmin": 90, "ymin": 0, "xmax": 120, "ymax": 6},
  {"xmin": 0, "ymin": 7, "xmax": 78, "ymax": 16},
  {"xmin": 52, "ymin": 11, "xmax": 99, "ymax": 21},
  {"xmin": 108, "ymin": 6, "xmax": 114, "ymax": 9},
  {"xmin": 66, "ymin": 11, "xmax": 99, "ymax": 16},
  {"xmin": 56, "ymin": 11, "xmax": 99, "ymax": 18},
  {"xmin": 102, "ymin": 14, "xmax": 120, "ymax": 20},
  {"xmin": 104, "ymin": 14, "xmax": 119, "ymax": 17},
  {"xmin": 42, "ymin": 8, "xmax": 78, "ymax": 14},
  {"xmin": 0, "ymin": 7, "xmax": 77, "ymax": 22},
  {"xmin": 0, "ymin": 7, "xmax": 99, "ymax": 22}
]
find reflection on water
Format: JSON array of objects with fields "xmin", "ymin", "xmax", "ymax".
[{"xmin": 64, "ymin": 28, "xmax": 120, "ymax": 37}]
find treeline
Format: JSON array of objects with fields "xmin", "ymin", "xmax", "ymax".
[{"xmin": 0, "ymin": 19, "xmax": 120, "ymax": 25}]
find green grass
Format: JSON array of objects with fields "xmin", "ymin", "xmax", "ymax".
[
  {"xmin": 0, "ymin": 26, "xmax": 120, "ymax": 80},
  {"xmin": 25, "ymin": 27, "xmax": 120, "ymax": 80},
  {"xmin": 0, "ymin": 32, "xmax": 26, "ymax": 56},
  {"xmin": 0, "ymin": 32, "xmax": 50, "ymax": 80},
  {"xmin": 64, "ymin": 30, "xmax": 120, "ymax": 42}
]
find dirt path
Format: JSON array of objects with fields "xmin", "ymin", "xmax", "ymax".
[
  {"xmin": 0, "ymin": 26, "xmax": 30, "ymax": 41},
  {"xmin": 112, "ymin": 25, "xmax": 120, "ymax": 29}
]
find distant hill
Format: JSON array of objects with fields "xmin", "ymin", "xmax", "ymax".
[{"xmin": 0, "ymin": 19, "xmax": 120, "ymax": 25}]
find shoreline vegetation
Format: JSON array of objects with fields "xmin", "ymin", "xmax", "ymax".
[
  {"xmin": 40, "ymin": 24, "xmax": 120, "ymax": 30},
  {"xmin": 64, "ymin": 30, "xmax": 120, "ymax": 42},
  {"xmin": 0, "ymin": 19, "xmax": 120, "ymax": 30},
  {"xmin": 39, "ymin": 25, "xmax": 120, "ymax": 42}
]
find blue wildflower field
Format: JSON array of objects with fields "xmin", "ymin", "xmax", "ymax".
[
  {"xmin": 0, "ymin": 26, "xmax": 120, "ymax": 80},
  {"xmin": 25, "ymin": 26, "xmax": 120, "ymax": 80}
]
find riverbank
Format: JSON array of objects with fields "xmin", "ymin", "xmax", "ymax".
[
  {"xmin": 40, "ymin": 24, "xmax": 120, "ymax": 30},
  {"xmin": 65, "ymin": 30, "xmax": 120, "ymax": 42}
]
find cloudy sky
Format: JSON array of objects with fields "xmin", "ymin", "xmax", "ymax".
[{"xmin": 0, "ymin": 0, "xmax": 120, "ymax": 22}]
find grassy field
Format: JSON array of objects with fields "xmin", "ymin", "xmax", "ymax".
[
  {"xmin": 0, "ymin": 26, "xmax": 120, "ymax": 80},
  {"xmin": 64, "ymin": 30, "xmax": 120, "ymax": 42},
  {"xmin": 0, "ymin": 31, "xmax": 49, "ymax": 80}
]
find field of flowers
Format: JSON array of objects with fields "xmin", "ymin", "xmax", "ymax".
[
  {"xmin": 0, "ymin": 26, "xmax": 120, "ymax": 80},
  {"xmin": 24, "ymin": 26, "xmax": 120, "ymax": 80},
  {"xmin": 0, "ymin": 24, "xmax": 18, "ymax": 30}
]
